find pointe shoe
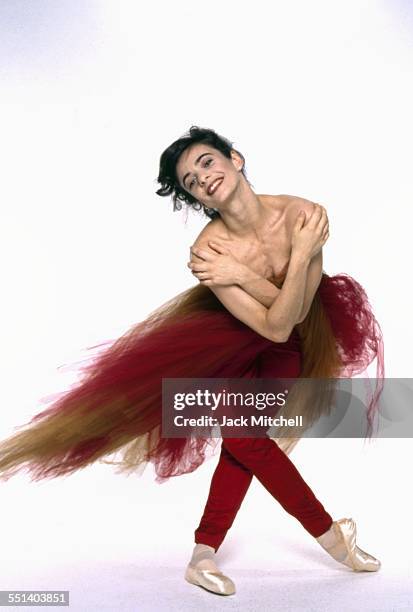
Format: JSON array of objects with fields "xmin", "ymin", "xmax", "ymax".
[
  {"xmin": 184, "ymin": 564, "xmax": 236, "ymax": 596},
  {"xmin": 316, "ymin": 517, "xmax": 381, "ymax": 572}
]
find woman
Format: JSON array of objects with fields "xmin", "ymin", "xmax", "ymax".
[
  {"xmin": 168, "ymin": 126, "xmax": 384, "ymax": 595},
  {"xmin": 0, "ymin": 126, "xmax": 384, "ymax": 597}
]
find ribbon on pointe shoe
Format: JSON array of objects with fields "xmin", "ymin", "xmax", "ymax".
[{"xmin": 316, "ymin": 518, "xmax": 381, "ymax": 572}]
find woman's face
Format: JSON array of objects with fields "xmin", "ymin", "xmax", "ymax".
[{"xmin": 175, "ymin": 143, "xmax": 243, "ymax": 208}]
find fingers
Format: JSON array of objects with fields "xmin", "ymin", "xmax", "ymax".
[
  {"xmin": 307, "ymin": 203, "xmax": 323, "ymax": 227},
  {"xmin": 208, "ymin": 240, "xmax": 228, "ymax": 254},
  {"xmin": 189, "ymin": 247, "xmax": 205, "ymax": 261},
  {"xmin": 187, "ymin": 261, "xmax": 208, "ymax": 272},
  {"xmin": 294, "ymin": 210, "xmax": 306, "ymax": 229},
  {"xmin": 308, "ymin": 204, "xmax": 329, "ymax": 235},
  {"xmin": 321, "ymin": 222, "xmax": 330, "ymax": 245},
  {"xmin": 319, "ymin": 211, "xmax": 329, "ymax": 235},
  {"xmin": 190, "ymin": 244, "xmax": 222, "ymax": 262},
  {"xmin": 187, "ymin": 263, "xmax": 211, "ymax": 279},
  {"xmin": 188, "ymin": 242, "xmax": 225, "ymax": 272},
  {"xmin": 194, "ymin": 272, "xmax": 210, "ymax": 280},
  {"xmin": 187, "ymin": 255, "xmax": 212, "ymax": 280},
  {"xmin": 189, "ymin": 246, "xmax": 212, "ymax": 261}
]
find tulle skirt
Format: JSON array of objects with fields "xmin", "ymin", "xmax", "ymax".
[{"xmin": 0, "ymin": 273, "xmax": 384, "ymax": 484}]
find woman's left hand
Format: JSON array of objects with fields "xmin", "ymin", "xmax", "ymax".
[{"xmin": 188, "ymin": 240, "xmax": 247, "ymax": 287}]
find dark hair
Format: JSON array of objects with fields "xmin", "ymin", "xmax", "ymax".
[{"xmin": 155, "ymin": 125, "xmax": 249, "ymax": 220}]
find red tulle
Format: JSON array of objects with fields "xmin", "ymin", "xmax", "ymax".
[
  {"xmin": 317, "ymin": 273, "xmax": 385, "ymax": 430},
  {"xmin": 31, "ymin": 273, "xmax": 384, "ymax": 483}
]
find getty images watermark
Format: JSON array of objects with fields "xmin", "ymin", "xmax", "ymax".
[
  {"xmin": 172, "ymin": 387, "xmax": 301, "ymax": 428},
  {"xmin": 162, "ymin": 377, "xmax": 411, "ymax": 439}
]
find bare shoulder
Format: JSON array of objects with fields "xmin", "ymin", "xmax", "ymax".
[
  {"xmin": 276, "ymin": 194, "xmax": 319, "ymax": 227},
  {"xmin": 278, "ymin": 194, "xmax": 317, "ymax": 213},
  {"xmin": 256, "ymin": 193, "xmax": 317, "ymax": 230},
  {"xmin": 257, "ymin": 193, "xmax": 318, "ymax": 215},
  {"xmin": 191, "ymin": 193, "xmax": 321, "ymax": 248},
  {"xmin": 192, "ymin": 217, "xmax": 229, "ymax": 248}
]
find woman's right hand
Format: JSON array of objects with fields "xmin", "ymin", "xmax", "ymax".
[
  {"xmin": 291, "ymin": 203, "xmax": 329, "ymax": 260},
  {"xmin": 188, "ymin": 240, "xmax": 249, "ymax": 287}
]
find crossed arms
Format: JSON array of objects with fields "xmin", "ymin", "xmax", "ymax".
[
  {"xmin": 188, "ymin": 197, "xmax": 326, "ymax": 342},
  {"xmin": 239, "ymin": 249, "xmax": 323, "ymax": 323}
]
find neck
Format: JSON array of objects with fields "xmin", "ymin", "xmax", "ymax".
[{"xmin": 217, "ymin": 181, "xmax": 268, "ymax": 238}]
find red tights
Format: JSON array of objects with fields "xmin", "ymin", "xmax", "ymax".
[
  {"xmin": 194, "ymin": 437, "xmax": 333, "ymax": 551},
  {"xmin": 194, "ymin": 339, "xmax": 333, "ymax": 551}
]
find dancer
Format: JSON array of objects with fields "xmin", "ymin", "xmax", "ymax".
[
  {"xmin": 0, "ymin": 126, "xmax": 384, "ymax": 597},
  {"xmin": 170, "ymin": 127, "xmax": 383, "ymax": 594}
]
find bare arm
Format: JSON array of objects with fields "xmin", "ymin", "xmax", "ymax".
[
  {"xmin": 238, "ymin": 249, "xmax": 323, "ymax": 323},
  {"xmin": 296, "ymin": 249, "xmax": 323, "ymax": 322},
  {"xmin": 265, "ymin": 250, "xmax": 312, "ymax": 337},
  {"xmin": 229, "ymin": 197, "xmax": 326, "ymax": 321},
  {"xmin": 237, "ymin": 267, "xmax": 281, "ymax": 307},
  {"xmin": 189, "ymin": 196, "xmax": 327, "ymax": 323},
  {"xmin": 191, "ymin": 205, "xmax": 328, "ymax": 342},
  {"xmin": 207, "ymin": 250, "xmax": 311, "ymax": 342}
]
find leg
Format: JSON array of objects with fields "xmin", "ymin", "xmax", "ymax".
[
  {"xmin": 194, "ymin": 442, "xmax": 253, "ymax": 551},
  {"xmin": 185, "ymin": 444, "xmax": 250, "ymax": 595},
  {"xmin": 193, "ymin": 348, "xmax": 305, "ymax": 551},
  {"xmin": 222, "ymin": 437, "xmax": 333, "ymax": 537}
]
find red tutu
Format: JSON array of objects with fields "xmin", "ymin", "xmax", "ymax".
[{"xmin": 0, "ymin": 273, "xmax": 384, "ymax": 484}]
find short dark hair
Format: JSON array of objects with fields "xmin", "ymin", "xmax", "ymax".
[{"xmin": 155, "ymin": 125, "xmax": 249, "ymax": 220}]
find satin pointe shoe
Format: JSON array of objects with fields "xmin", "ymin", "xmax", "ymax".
[
  {"xmin": 184, "ymin": 564, "xmax": 236, "ymax": 596},
  {"xmin": 316, "ymin": 517, "xmax": 381, "ymax": 572}
]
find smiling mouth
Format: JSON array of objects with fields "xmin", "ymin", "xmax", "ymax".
[{"xmin": 207, "ymin": 177, "xmax": 224, "ymax": 195}]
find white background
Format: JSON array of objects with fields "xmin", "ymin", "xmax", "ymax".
[{"xmin": 0, "ymin": 1, "xmax": 412, "ymax": 610}]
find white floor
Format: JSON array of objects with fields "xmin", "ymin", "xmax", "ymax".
[
  {"xmin": 0, "ymin": 439, "xmax": 411, "ymax": 611},
  {"xmin": 2, "ymin": 552, "xmax": 411, "ymax": 612}
]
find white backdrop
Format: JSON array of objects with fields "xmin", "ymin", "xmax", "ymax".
[{"xmin": 0, "ymin": 2, "xmax": 411, "ymax": 611}]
